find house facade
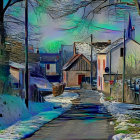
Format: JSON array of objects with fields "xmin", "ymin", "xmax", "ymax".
[
  {"xmin": 63, "ymin": 54, "xmax": 93, "ymax": 87},
  {"xmin": 97, "ymin": 16, "xmax": 140, "ymax": 92},
  {"xmin": 40, "ymin": 52, "xmax": 63, "ymax": 83},
  {"xmin": 10, "ymin": 62, "xmax": 24, "ymax": 89},
  {"xmin": 40, "ymin": 53, "xmax": 61, "ymax": 76}
]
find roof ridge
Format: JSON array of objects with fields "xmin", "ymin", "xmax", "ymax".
[
  {"xmin": 98, "ymin": 38, "xmax": 124, "ymax": 54},
  {"xmin": 63, "ymin": 54, "xmax": 82, "ymax": 70}
]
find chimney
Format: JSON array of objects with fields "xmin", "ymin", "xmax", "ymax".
[{"xmin": 73, "ymin": 42, "xmax": 76, "ymax": 55}]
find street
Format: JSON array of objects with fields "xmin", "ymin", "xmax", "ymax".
[{"xmin": 24, "ymin": 90, "xmax": 114, "ymax": 140}]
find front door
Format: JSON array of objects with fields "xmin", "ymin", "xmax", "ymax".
[{"xmin": 78, "ymin": 75, "xmax": 85, "ymax": 85}]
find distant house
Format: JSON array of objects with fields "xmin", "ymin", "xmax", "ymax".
[
  {"xmin": 10, "ymin": 62, "xmax": 25, "ymax": 90},
  {"xmin": 40, "ymin": 52, "xmax": 62, "ymax": 82},
  {"xmin": 9, "ymin": 61, "xmax": 35, "ymax": 97},
  {"xmin": 7, "ymin": 38, "xmax": 41, "ymax": 96},
  {"xmin": 73, "ymin": 41, "xmax": 111, "ymax": 61},
  {"xmin": 97, "ymin": 16, "xmax": 140, "ymax": 92},
  {"xmin": 63, "ymin": 54, "xmax": 95, "ymax": 87}
]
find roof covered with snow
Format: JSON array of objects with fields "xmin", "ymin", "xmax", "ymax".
[
  {"xmin": 74, "ymin": 41, "xmax": 110, "ymax": 61},
  {"xmin": 98, "ymin": 38, "xmax": 124, "ymax": 54},
  {"xmin": 9, "ymin": 61, "xmax": 33, "ymax": 69},
  {"xmin": 98, "ymin": 38, "xmax": 140, "ymax": 54}
]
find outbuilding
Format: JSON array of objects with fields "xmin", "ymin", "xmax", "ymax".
[{"xmin": 63, "ymin": 54, "xmax": 94, "ymax": 87}]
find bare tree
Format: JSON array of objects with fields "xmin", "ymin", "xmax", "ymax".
[
  {"xmin": 0, "ymin": 0, "xmax": 43, "ymax": 93},
  {"xmin": 46, "ymin": 0, "xmax": 138, "ymax": 32}
]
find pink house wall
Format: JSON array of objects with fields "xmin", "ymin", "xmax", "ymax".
[{"xmin": 97, "ymin": 54, "xmax": 107, "ymax": 91}]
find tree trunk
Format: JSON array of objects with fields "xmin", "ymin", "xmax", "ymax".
[{"xmin": 0, "ymin": 14, "xmax": 11, "ymax": 94}]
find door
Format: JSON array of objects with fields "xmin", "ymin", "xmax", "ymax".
[{"xmin": 78, "ymin": 75, "xmax": 85, "ymax": 85}]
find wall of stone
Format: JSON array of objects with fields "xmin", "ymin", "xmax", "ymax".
[{"xmin": 102, "ymin": 82, "xmax": 140, "ymax": 104}]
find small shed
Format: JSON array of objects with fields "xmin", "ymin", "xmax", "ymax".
[{"xmin": 63, "ymin": 54, "xmax": 95, "ymax": 87}]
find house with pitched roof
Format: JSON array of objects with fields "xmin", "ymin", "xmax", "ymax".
[
  {"xmin": 62, "ymin": 40, "xmax": 110, "ymax": 87},
  {"xmin": 97, "ymin": 15, "xmax": 140, "ymax": 93},
  {"xmin": 73, "ymin": 41, "xmax": 111, "ymax": 61},
  {"xmin": 63, "ymin": 54, "xmax": 95, "ymax": 87},
  {"xmin": 40, "ymin": 52, "xmax": 63, "ymax": 83}
]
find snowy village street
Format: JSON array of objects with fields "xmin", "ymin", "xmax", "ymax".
[
  {"xmin": 24, "ymin": 90, "xmax": 114, "ymax": 140},
  {"xmin": 1, "ymin": 1, "xmax": 140, "ymax": 140}
]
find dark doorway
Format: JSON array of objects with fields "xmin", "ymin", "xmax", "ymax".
[{"xmin": 78, "ymin": 75, "xmax": 85, "ymax": 85}]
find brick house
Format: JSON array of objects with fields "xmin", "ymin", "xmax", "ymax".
[{"xmin": 63, "ymin": 54, "xmax": 94, "ymax": 87}]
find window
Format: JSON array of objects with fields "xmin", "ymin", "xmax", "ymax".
[
  {"xmin": 98, "ymin": 59, "xmax": 100, "ymax": 70},
  {"xmin": 98, "ymin": 76, "xmax": 100, "ymax": 86},
  {"xmin": 120, "ymin": 48, "xmax": 124, "ymax": 57},
  {"xmin": 47, "ymin": 64, "xmax": 50, "ymax": 70},
  {"xmin": 103, "ymin": 59, "xmax": 105, "ymax": 70}
]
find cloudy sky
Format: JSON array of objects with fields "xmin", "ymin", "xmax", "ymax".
[{"xmin": 4, "ymin": 0, "xmax": 140, "ymax": 53}]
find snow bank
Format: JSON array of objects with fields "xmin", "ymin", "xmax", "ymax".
[
  {"xmin": 99, "ymin": 92, "xmax": 140, "ymax": 119},
  {"xmin": 99, "ymin": 92, "xmax": 140, "ymax": 140},
  {"xmin": 30, "ymin": 77, "xmax": 52, "ymax": 89},
  {"xmin": 0, "ymin": 94, "xmax": 54, "ymax": 129},
  {"xmin": 0, "ymin": 92, "xmax": 78, "ymax": 139},
  {"xmin": 0, "ymin": 94, "xmax": 30, "ymax": 129},
  {"xmin": 113, "ymin": 133, "xmax": 126, "ymax": 140},
  {"xmin": 45, "ymin": 92, "xmax": 79, "ymax": 104}
]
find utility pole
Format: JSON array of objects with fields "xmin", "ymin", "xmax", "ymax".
[
  {"xmin": 90, "ymin": 34, "xmax": 93, "ymax": 86},
  {"xmin": 25, "ymin": 0, "xmax": 29, "ymax": 108},
  {"xmin": 122, "ymin": 29, "xmax": 126, "ymax": 103},
  {"xmin": 61, "ymin": 45, "xmax": 64, "ymax": 82},
  {"xmin": 109, "ymin": 50, "xmax": 112, "ymax": 95}
]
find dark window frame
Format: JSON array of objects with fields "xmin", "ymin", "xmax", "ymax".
[{"xmin": 120, "ymin": 48, "xmax": 124, "ymax": 57}]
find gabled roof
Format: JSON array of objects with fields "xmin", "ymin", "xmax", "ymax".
[
  {"xmin": 9, "ymin": 61, "xmax": 33, "ymax": 70},
  {"xmin": 73, "ymin": 41, "xmax": 110, "ymax": 60},
  {"xmin": 63, "ymin": 54, "xmax": 90, "ymax": 71},
  {"xmin": 98, "ymin": 38, "xmax": 140, "ymax": 55},
  {"xmin": 98, "ymin": 38, "xmax": 124, "ymax": 54}
]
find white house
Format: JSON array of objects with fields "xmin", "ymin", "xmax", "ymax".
[{"xmin": 97, "ymin": 15, "xmax": 140, "ymax": 91}]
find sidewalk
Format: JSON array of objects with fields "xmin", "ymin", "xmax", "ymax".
[{"xmin": 0, "ymin": 92, "xmax": 78, "ymax": 140}]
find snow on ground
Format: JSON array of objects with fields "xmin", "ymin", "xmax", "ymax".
[
  {"xmin": 44, "ymin": 92, "xmax": 79, "ymax": 104},
  {"xmin": 0, "ymin": 92, "xmax": 78, "ymax": 140},
  {"xmin": 30, "ymin": 76, "xmax": 52, "ymax": 89},
  {"xmin": 99, "ymin": 92, "xmax": 140, "ymax": 140}
]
